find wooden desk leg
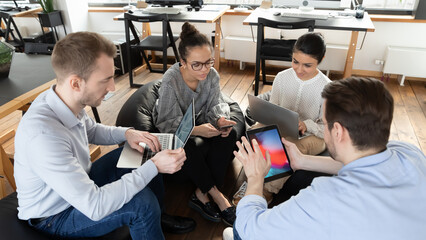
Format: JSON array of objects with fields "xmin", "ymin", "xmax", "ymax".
[
  {"xmin": 214, "ymin": 17, "xmax": 222, "ymax": 71},
  {"xmin": 343, "ymin": 31, "xmax": 359, "ymax": 79}
]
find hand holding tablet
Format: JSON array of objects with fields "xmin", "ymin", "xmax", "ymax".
[{"xmin": 245, "ymin": 125, "xmax": 293, "ymax": 182}]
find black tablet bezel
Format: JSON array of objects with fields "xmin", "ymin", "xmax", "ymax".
[{"xmin": 246, "ymin": 125, "xmax": 293, "ymax": 182}]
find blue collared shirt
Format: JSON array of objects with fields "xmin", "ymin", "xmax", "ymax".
[
  {"xmin": 236, "ymin": 141, "xmax": 426, "ymax": 240},
  {"xmin": 14, "ymin": 86, "xmax": 158, "ymax": 221}
]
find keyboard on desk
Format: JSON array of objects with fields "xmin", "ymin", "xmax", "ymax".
[
  {"xmin": 143, "ymin": 6, "xmax": 181, "ymax": 15},
  {"xmin": 279, "ymin": 9, "xmax": 329, "ymax": 20}
]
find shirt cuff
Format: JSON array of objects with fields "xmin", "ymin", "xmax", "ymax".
[
  {"xmin": 237, "ymin": 194, "xmax": 267, "ymax": 211},
  {"xmin": 116, "ymin": 127, "xmax": 131, "ymax": 143},
  {"xmin": 135, "ymin": 159, "xmax": 158, "ymax": 180},
  {"xmin": 303, "ymin": 119, "xmax": 316, "ymax": 134}
]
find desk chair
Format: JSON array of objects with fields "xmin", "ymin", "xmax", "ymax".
[
  {"xmin": 0, "ymin": 12, "xmax": 25, "ymax": 52},
  {"xmin": 254, "ymin": 17, "xmax": 315, "ymax": 95},
  {"xmin": 124, "ymin": 13, "xmax": 180, "ymax": 88}
]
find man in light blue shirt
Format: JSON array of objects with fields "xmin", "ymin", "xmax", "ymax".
[
  {"xmin": 224, "ymin": 77, "xmax": 426, "ymax": 240},
  {"xmin": 14, "ymin": 32, "xmax": 195, "ymax": 239}
]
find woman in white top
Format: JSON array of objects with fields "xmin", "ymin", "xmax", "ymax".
[
  {"xmin": 269, "ymin": 32, "xmax": 331, "ymax": 155},
  {"xmin": 235, "ymin": 33, "xmax": 331, "ymax": 203}
]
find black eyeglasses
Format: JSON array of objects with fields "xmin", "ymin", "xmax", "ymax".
[{"xmin": 190, "ymin": 58, "xmax": 215, "ymax": 71}]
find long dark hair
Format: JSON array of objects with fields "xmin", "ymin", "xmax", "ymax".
[
  {"xmin": 178, "ymin": 22, "xmax": 212, "ymax": 61},
  {"xmin": 293, "ymin": 32, "xmax": 326, "ymax": 64}
]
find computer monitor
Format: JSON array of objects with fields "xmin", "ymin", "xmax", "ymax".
[{"xmin": 272, "ymin": 0, "xmax": 350, "ymax": 10}]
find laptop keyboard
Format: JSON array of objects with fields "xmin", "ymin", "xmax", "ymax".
[{"xmin": 141, "ymin": 134, "xmax": 171, "ymax": 165}]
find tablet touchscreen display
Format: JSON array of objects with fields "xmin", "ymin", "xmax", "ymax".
[{"xmin": 246, "ymin": 125, "xmax": 293, "ymax": 182}]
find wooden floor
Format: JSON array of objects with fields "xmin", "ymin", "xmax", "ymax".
[{"xmin": 1, "ymin": 63, "xmax": 425, "ymax": 239}]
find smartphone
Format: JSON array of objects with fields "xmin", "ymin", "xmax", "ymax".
[{"xmin": 218, "ymin": 124, "xmax": 234, "ymax": 130}]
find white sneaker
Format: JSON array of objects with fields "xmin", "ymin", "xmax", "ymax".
[
  {"xmin": 232, "ymin": 181, "xmax": 247, "ymax": 206},
  {"xmin": 223, "ymin": 227, "xmax": 234, "ymax": 240}
]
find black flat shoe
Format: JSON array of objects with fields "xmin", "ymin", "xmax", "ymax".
[
  {"xmin": 161, "ymin": 213, "xmax": 196, "ymax": 234},
  {"xmin": 221, "ymin": 206, "xmax": 236, "ymax": 227},
  {"xmin": 188, "ymin": 193, "xmax": 221, "ymax": 222}
]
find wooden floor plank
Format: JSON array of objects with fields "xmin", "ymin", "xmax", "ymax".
[
  {"xmin": 409, "ymin": 81, "xmax": 426, "ymax": 121},
  {"xmin": 386, "ymin": 79, "xmax": 421, "ymax": 149},
  {"xmin": 397, "ymin": 81, "xmax": 426, "ymax": 152}
]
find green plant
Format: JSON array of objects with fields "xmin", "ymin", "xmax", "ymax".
[
  {"xmin": 0, "ymin": 42, "xmax": 13, "ymax": 65},
  {"xmin": 38, "ymin": 0, "xmax": 55, "ymax": 13}
]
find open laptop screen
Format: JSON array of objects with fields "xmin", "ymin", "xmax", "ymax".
[{"xmin": 174, "ymin": 99, "xmax": 195, "ymax": 149}]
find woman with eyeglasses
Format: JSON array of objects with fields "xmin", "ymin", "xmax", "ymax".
[{"xmin": 153, "ymin": 22, "xmax": 237, "ymax": 227}]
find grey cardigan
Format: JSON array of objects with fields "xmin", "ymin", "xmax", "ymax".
[{"xmin": 153, "ymin": 63, "xmax": 230, "ymax": 133}]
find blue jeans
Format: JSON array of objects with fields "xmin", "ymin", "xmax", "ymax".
[{"xmin": 28, "ymin": 147, "xmax": 165, "ymax": 240}]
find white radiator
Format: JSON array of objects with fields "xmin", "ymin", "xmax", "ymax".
[
  {"xmin": 383, "ymin": 46, "xmax": 426, "ymax": 86},
  {"xmin": 224, "ymin": 36, "xmax": 257, "ymax": 63}
]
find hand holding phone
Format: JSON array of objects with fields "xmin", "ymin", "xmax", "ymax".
[{"xmin": 218, "ymin": 124, "xmax": 234, "ymax": 130}]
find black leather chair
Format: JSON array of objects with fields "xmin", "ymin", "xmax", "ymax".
[
  {"xmin": 124, "ymin": 13, "xmax": 180, "ymax": 88},
  {"xmin": 0, "ymin": 193, "xmax": 131, "ymax": 240},
  {"xmin": 116, "ymin": 79, "xmax": 246, "ymax": 143},
  {"xmin": 254, "ymin": 17, "xmax": 315, "ymax": 95}
]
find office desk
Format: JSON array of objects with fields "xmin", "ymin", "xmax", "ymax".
[
  {"xmin": 0, "ymin": 54, "xmax": 55, "ymax": 119},
  {"xmin": 0, "ymin": 54, "xmax": 101, "ymax": 123},
  {"xmin": 114, "ymin": 5, "xmax": 230, "ymax": 70},
  {"xmin": 243, "ymin": 8, "xmax": 375, "ymax": 80},
  {"xmin": 0, "ymin": 6, "xmax": 42, "ymax": 34},
  {"xmin": 5, "ymin": 7, "xmax": 42, "ymax": 17}
]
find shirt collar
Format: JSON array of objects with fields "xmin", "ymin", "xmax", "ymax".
[
  {"xmin": 339, "ymin": 147, "xmax": 392, "ymax": 174},
  {"xmin": 46, "ymin": 85, "xmax": 84, "ymax": 129}
]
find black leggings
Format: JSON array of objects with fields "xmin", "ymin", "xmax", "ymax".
[
  {"xmin": 175, "ymin": 129, "xmax": 237, "ymax": 193},
  {"xmin": 269, "ymin": 170, "xmax": 331, "ymax": 207}
]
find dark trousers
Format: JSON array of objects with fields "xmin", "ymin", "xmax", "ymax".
[
  {"xmin": 174, "ymin": 129, "xmax": 237, "ymax": 193},
  {"xmin": 269, "ymin": 170, "xmax": 331, "ymax": 207}
]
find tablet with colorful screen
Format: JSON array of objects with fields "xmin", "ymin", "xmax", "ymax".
[{"xmin": 246, "ymin": 125, "xmax": 293, "ymax": 182}]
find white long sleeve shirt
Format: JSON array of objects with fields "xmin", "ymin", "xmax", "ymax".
[
  {"xmin": 14, "ymin": 86, "xmax": 158, "ymax": 221},
  {"xmin": 270, "ymin": 68, "xmax": 331, "ymax": 138}
]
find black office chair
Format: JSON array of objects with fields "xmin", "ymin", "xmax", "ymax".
[
  {"xmin": 254, "ymin": 17, "xmax": 315, "ymax": 95},
  {"xmin": 124, "ymin": 13, "xmax": 180, "ymax": 88},
  {"xmin": 0, "ymin": 12, "xmax": 25, "ymax": 52}
]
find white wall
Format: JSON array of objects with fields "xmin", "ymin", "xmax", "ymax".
[
  {"xmin": 60, "ymin": 0, "xmax": 89, "ymax": 34},
  {"xmin": 353, "ymin": 21, "xmax": 426, "ymax": 72}
]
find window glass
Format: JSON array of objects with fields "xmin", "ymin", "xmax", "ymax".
[{"xmin": 363, "ymin": 0, "xmax": 416, "ymax": 10}]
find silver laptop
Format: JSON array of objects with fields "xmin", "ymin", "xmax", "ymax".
[
  {"xmin": 117, "ymin": 99, "xmax": 195, "ymax": 168},
  {"xmin": 248, "ymin": 94, "xmax": 300, "ymax": 140}
]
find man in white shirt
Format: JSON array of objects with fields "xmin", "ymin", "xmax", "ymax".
[
  {"xmin": 14, "ymin": 32, "xmax": 195, "ymax": 239},
  {"xmin": 224, "ymin": 77, "xmax": 426, "ymax": 240}
]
